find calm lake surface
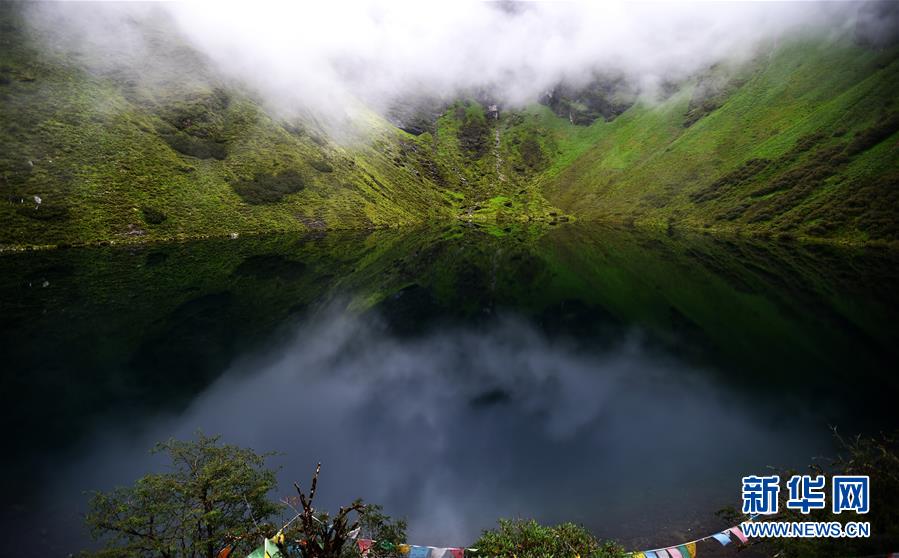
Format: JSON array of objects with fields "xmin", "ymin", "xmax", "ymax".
[{"xmin": 1, "ymin": 223, "xmax": 898, "ymax": 556}]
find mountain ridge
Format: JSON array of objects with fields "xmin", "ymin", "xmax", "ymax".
[{"xmin": 1, "ymin": 3, "xmax": 897, "ymax": 250}]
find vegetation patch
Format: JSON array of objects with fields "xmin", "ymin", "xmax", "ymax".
[
  {"xmin": 804, "ymin": 171, "xmax": 899, "ymax": 239},
  {"xmin": 310, "ymin": 159, "xmax": 334, "ymax": 173},
  {"xmin": 233, "ymin": 170, "xmax": 306, "ymax": 204},
  {"xmin": 691, "ymin": 158, "xmax": 772, "ymax": 203},
  {"xmin": 155, "ymin": 91, "xmax": 231, "ymax": 160},
  {"xmin": 158, "ymin": 129, "xmax": 227, "ymax": 160},
  {"xmin": 845, "ymin": 113, "xmax": 899, "ymax": 156},
  {"xmin": 141, "ymin": 206, "xmax": 167, "ymax": 225},
  {"xmin": 474, "ymin": 519, "xmax": 625, "ymax": 558},
  {"xmin": 457, "ymin": 103, "xmax": 490, "ymax": 157},
  {"xmin": 15, "ymin": 201, "xmax": 70, "ymax": 221},
  {"xmin": 518, "ymin": 136, "xmax": 547, "ymax": 170}
]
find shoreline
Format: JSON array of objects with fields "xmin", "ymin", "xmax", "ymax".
[{"xmin": 2, "ymin": 217, "xmax": 897, "ymax": 255}]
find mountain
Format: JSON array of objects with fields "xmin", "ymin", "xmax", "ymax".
[
  {"xmin": 1, "ymin": 2, "xmax": 897, "ymax": 249},
  {"xmin": 540, "ymin": 35, "xmax": 899, "ymax": 244}
]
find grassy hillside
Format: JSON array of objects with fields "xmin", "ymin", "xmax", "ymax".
[
  {"xmin": 540, "ymin": 34, "xmax": 899, "ymax": 244},
  {"xmin": 0, "ymin": 3, "xmax": 461, "ymax": 248},
  {"xmin": 1, "ymin": 2, "xmax": 897, "ymax": 249}
]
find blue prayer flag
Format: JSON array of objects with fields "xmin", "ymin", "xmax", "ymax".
[{"xmin": 712, "ymin": 532, "xmax": 732, "ymax": 546}]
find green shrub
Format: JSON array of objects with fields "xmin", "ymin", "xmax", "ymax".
[
  {"xmin": 519, "ymin": 137, "xmax": 547, "ymax": 170},
  {"xmin": 155, "ymin": 92, "xmax": 231, "ymax": 160},
  {"xmin": 233, "ymin": 170, "xmax": 306, "ymax": 204},
  {"xmin": 458, "ymin": 107, "xmax": 490, "ymax": 157},
  {"xmin": 16, "ymin": 203, "xmax": 69, "ymax": 221},
  {"xmin": 782, "ymin": 131, "xmax": 827, "ymax": 160},
  {"xmin": 690, "ymin": 158, "xmax": 771, "ymax": 203},
  {"xmin": 311, "ymin": 159, "xmax": 334, "ymax": 173},
  {"xmin": 141, "ymin": 206, "xmax": 167, "ymax": 225},
  {"xmin": 160, "ymin": 131, "xmax": 227, "ymax": 160},
  {"xmin": 845, "ymin": 114, "xmax": 899, "ymax": 155},
  {"xmin": 157, "ymin": 91, "xmax": 229, "ymax": 134},
  {"xmin": 474, "ymin": 519, "xmax": 625, "ymax": 558}
]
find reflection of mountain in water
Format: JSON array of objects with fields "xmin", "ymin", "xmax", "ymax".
[{"xmin": 1, "ymin": 224, "xmax": 898, "ymax": 554}]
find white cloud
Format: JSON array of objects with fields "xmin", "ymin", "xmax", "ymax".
[
  {"xmin": 164, "ymin": 1, "xmax": 855, "ymax": 111},
  {"xmin": 26, "ymin": 1, "xmax": 858, "ymax": 120}
]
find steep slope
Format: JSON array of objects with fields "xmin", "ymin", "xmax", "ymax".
[
  {"xmin": 399, "ymin": 99, "xmax": 567, "ymax": 226},
  {"xmin": 0, "ymin": 3, "xmax": 457, "ymax": 248},
  {"xmin": 540, "ymin": 34, "xmax": 899, "ymax": 243}
]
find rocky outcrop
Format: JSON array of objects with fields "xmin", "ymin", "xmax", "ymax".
[
  {"xmin": 385, "ymin": 96, "xmax": 448, "ymax": 135},
  {"xmin": 540, "ymin": 73, "xmax": 638, "ymax": 125}
]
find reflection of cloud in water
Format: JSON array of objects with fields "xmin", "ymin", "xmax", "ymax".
[{"xmin": 51, "ymin": 309, "xmax": 831, "ymax": 548}]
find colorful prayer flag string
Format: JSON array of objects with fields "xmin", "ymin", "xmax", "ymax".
[
  {"xmin": 355, "ymin": 539, "xmax": 476, "ymax": 558},
  {"xmin": 241, "ymin": 517, "xmax": 755, "ymax": 558},
  {"xmin": 628, "ymin": 516, "xmax": 757, "ymax": 557}
]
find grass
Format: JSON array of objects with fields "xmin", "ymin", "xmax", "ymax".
[
  {"xmin": 539, "ymin": 34, "xmax": 899, "ymax": 244},
  {"xmin": 0, "ymin": 3, "xmax": 456, "ymax": 249}
]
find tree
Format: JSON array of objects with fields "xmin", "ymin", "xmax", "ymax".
[
  {"xmin": 350, "ymin": 504, "xmax": 407, "ymax": 558},
  {"xmin": 474, "ymin": 519, "xmax": 625, "ymax": 558},
  {"xmin": 280, "ymin": 463, "xmax": 366, "ymax": 558},
  {"xmin": 273, "ymin": 465, "xmax": 406, "ymax": 558},
  {"xmin": 84, "ymin": 433, "xmax": 281, "ymax": 558}
]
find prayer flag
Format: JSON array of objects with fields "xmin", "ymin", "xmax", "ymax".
[
  {"xmin": 358, "ymin": 539, "xmax": 373, "ymax": 555},
  {"xmin": 399, "ymin": 545, "xmax": 412, "ymax": 554},
  {"xmin": 264, "ymin": 538, "xmax": 281, "ymax": 558},
  {"xmin": 680, "ymin": 542, "xmax": 695, "ymax": 558},
  {"xmin": 449, "ymin": 548, "xmax": 464, "ymax": 558},
  {"xmin": 729, "ymin": 527, "xmax": 748, "ymax": 544},
  {"xmin": 410, "ymin": 546, "xmax": 430, "ymax": 558},
  {"xmin": 667, "ymin": 547, "xmax": 683, "ymax": 558},
  {"xmin": 711, "ymin": 532, "xmax": 732, "ymax": 546}
]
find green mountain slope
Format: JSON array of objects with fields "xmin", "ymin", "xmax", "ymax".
[
  {"xmin": 0, "ymin": 4, "xmax": 462, "ymax": 248},
  {"xmin": 539, "ymin": 35, "xmax": 899, "ymax": 243},
  {"xmin": 1, "ymin": 2, "xmax": 897, "ymax": 249}
]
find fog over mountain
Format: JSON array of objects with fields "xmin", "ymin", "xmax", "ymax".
[{"xmin": 25, "ymin": 1, "xmax": 861, "ymax": 119}]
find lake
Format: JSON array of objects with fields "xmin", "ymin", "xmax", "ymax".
[{"xmin": 1, "ymin": 223, "xmax": 897, "ymax": 556}]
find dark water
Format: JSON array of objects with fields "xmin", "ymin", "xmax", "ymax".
[{"xmin": 1, "ymin": 223, "xmax": 898, "ymax": 556}]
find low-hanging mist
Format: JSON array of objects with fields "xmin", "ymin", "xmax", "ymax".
[{"xmin": 24, "ymin": 1, "xmax": 862, "ymax": 125}]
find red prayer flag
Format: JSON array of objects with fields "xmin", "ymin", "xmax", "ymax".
[{"xmin": 729, "ymin": 526, "xmax": 749, "ymax": 544}]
